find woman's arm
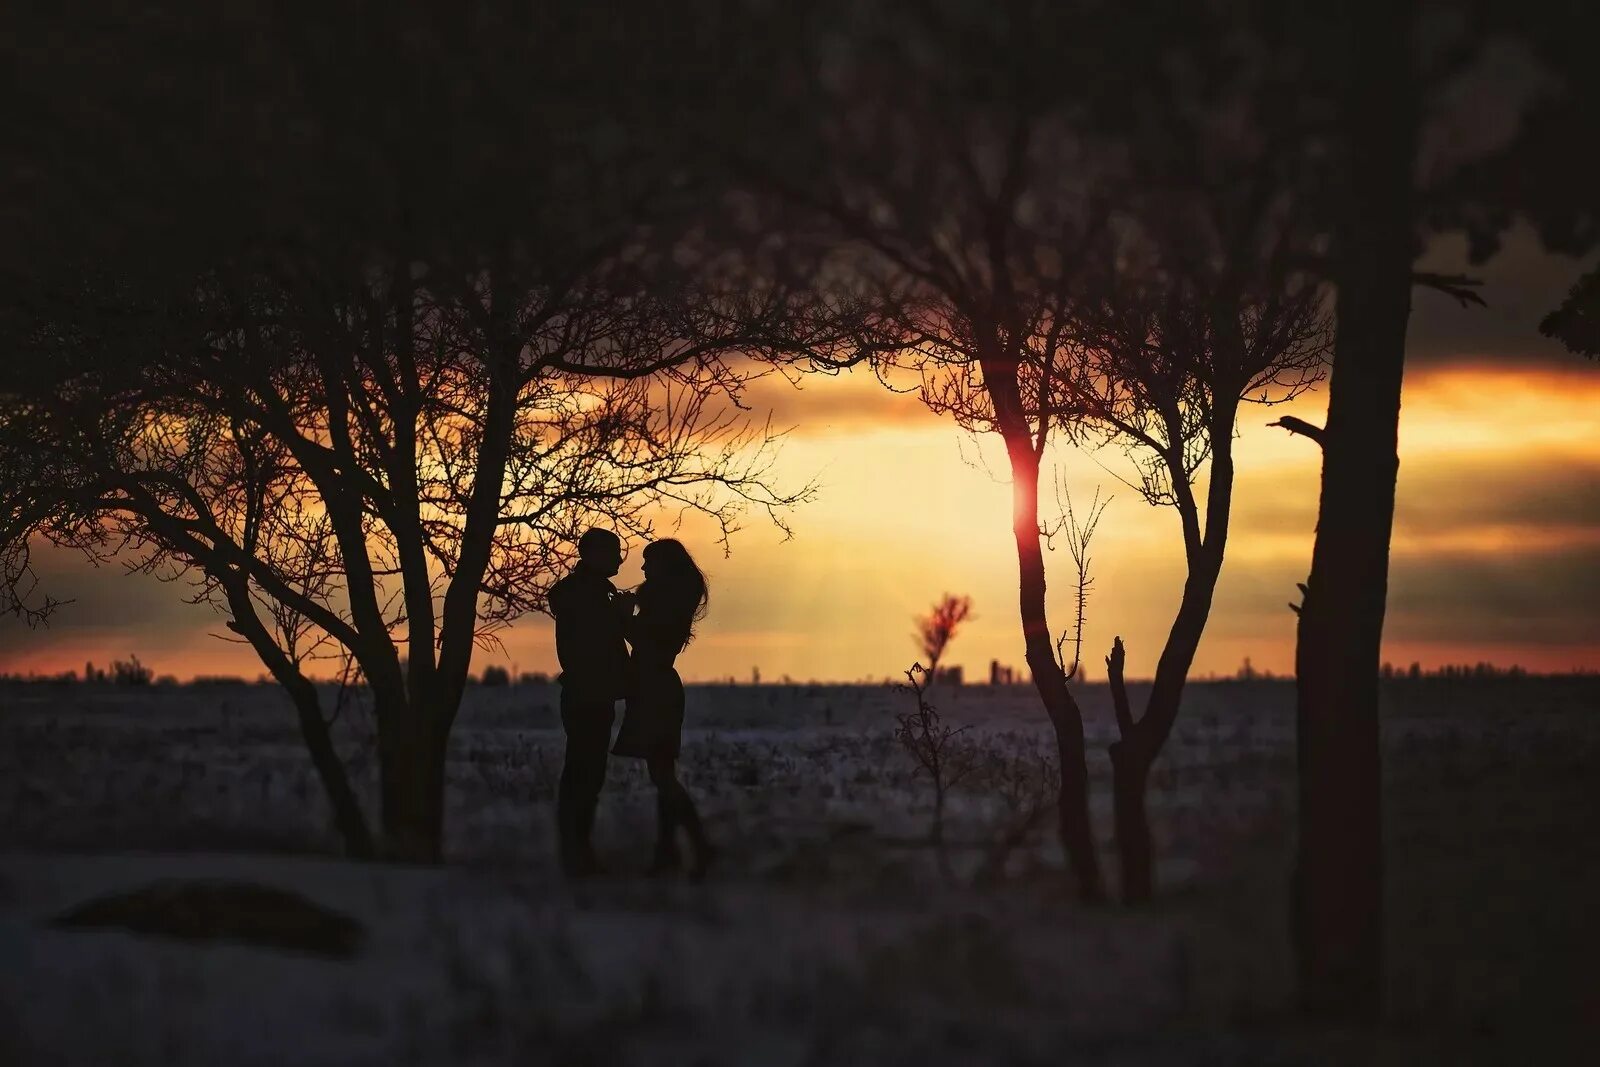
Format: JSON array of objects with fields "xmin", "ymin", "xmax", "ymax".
[
  {"xmin": 629, "ymin": 598, "xmax": 692, "ymax": 657},
  {"xmin": 614, "ymin": 589, "xmax": 639, "ymax": 642}
]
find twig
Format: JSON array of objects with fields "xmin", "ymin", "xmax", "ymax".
[
  {"xmin": 1054, "ymin": 481, "xmax": 1109, "ymax": 679},
  {"xmin": 1105, "ymin": 636, "xmax": 1135, "ymax": 742}
]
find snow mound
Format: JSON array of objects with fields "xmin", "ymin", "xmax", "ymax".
[{"xmin": 52, "ymin": 879, "xmax": 364, "ymax": 958}]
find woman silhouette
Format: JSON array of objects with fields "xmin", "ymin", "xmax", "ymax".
[{"xmin": 611, "ymin": 539, "xmax": 714, "ymax": 879}]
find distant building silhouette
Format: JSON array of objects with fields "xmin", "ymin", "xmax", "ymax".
[{"xmin": 989, "ymin": 660, "xmax": 1021, "ymax": 685}]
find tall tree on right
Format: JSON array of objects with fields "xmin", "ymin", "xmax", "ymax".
[
  {"xmin": 1285, "ymin": 0, "xmax": 1599, "ymax": 1020},
  {"xmin": 1289, "ymin": 0, "xmax": 1420, "ymax": 1022}
]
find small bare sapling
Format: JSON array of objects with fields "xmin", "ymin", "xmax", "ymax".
[
  {"xmin": 894, "ymin": 663, "xmax": 978, "ymax": 876},
  {"xmin": 914, "ymin": 595, "xmax": 975, "ymax": 685},
  {"xmin": 971, "ymin": 747, "xmax": 1061, "ymax": 885}
]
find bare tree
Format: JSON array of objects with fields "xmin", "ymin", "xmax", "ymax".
[
  {"xmin": 0, "ymin": 5, "xmax": 852, "ymax": 861},
  {"xmin": 1067, "ymin": 182, "xmax": 1329, "ymax": 901},
  {"xmin": 971, "ymin": 746, "xmax": 1060, "ymax": 886},
  {"xmin": 893, "ymin": 663, "xmax": 979, "ymax": 876},
  {"xmin": 0, "ymin": 257, "xmax": 832, "ymax": 860},
  {"xmin": 744, "ymin": 1, "xmax": 1335, "ymax": 904},
  {"xmin": 737, "ymin": 0, "xmax": 1200, "ymax": 902},
  {"xmin": 914, "ymin": 594, "xmax": 975, "ymax": 682}
]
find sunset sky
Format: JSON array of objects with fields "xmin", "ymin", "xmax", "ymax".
[{"xmin": 3, "ymin": 229, "xmax": 1596, "ymax": 682}]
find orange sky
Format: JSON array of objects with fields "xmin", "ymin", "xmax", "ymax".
[
  {"xmin": 4, "ymin": 229, "xmax": 1596, "ymax": 682},
  {"xmin": 4, "ymin": 356, "xmax": 1596, "ymax": 683}
]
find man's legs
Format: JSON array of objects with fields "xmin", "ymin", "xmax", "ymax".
[{"xmin": 557, "ymin": 690, "xmax": 614, "ymax": 875}]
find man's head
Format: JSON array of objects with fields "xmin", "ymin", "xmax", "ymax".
[{"xmin": 576, "ymin": 528, "xmax": 623, "ymax": 578}]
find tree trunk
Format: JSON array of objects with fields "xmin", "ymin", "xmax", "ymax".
[
  {"xmin": 1104, "ymin": 406, "xmax": 1235, "ymax": 903},
  {"xmin": 378, "ymin": 710, "xmax": 448, "ymax": 863},
  {"xmin": 1000, "ymin": 421, "xmax": 1106, "ymax": 903},
  {"xmin": 1294, "ymin": 0, "xmax": 1417, "ymax": 1022},
  {"xmin": 221, "ymin": 588, "xmax": 374, "ymax": 860},
  {"xmin": 1051, "ymin": 726, "xmax": 1103, "ymax": 902},
  {"xmin": 287, "ymin": 686, "xmax": 375, "ymax": 860},
  {"xmin": 1108, "ymin": 741, "xmax": 1152, "ymax": 903},
  {"xmin": 1110, "ymin": 549, "xmax": 1231, "ymax": 902}
]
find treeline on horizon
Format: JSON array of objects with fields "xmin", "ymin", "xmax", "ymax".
[{"xmin": 2, "ymin": 659, "xmax": 1589, "ymax": 688}]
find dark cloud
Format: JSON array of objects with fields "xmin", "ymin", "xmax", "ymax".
[
  {"xmin": 734, "ymin": 231, "xmax": 1599, "ymax": 435},
  {"xmin": 1230, "ymin": 454, "xmax": 1600, "ymax": 536},
  {"xmin": 1408, "ymin": 226, "xmax": 1599, "ymax": 366},
  {"xmin": 1215, "ymin": 447, "xmax": 1600, "ymax": 648},
  {"xmin": 0, "ymin": 543, "xmax": 223, "ymax": 656},
  {"xmin": 1200, "ymin": 542, "xmax": 1599, "ymax": 648},
  {"xmin": 1385, "ymin": 548, "xmax": 1600, "ymax": 644},
  {"xmin": 1395, "ymin": 457, "xmax": 1600, "ymax": 529}
]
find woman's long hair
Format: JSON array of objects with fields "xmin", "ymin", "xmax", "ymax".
[{"xmin": 639, "ymin": 539, "xmax": 709, "ymax": 644}]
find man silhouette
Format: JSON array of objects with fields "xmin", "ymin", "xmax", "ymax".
[{"xmin": 548, "ymin": 528, "xmax": 629, "ymax": 877}]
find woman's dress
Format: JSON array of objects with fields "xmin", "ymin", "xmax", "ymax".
[{"xmin": 611, "ymin": 602, "xmax": 689, "ymax": 761}]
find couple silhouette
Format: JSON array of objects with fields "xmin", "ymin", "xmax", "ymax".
[{"xmin": 548, "ymin": 528, "xmax": 714, "ymax": 881}]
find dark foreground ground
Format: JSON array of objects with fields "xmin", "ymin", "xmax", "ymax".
[{"xmin": 1, "ymin": 677, "xmax": 1596, "ymax": 1065}]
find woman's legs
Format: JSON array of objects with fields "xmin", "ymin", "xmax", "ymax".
[
  {"xmin": 646, "ymin": 754, "xmax": 681, "ymax": 870},
  {"xmin": 647, "ymin": 753, "xmax": 712, "ymax": 878}
]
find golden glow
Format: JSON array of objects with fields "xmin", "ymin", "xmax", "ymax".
[{"xmin": 4, "ymin": 363, "xmax": 1598, "ymax": 681}]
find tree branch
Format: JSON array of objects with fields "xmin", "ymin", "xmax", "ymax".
[
  {"xmin": 1412, "ymin": 271, "xmax": 1487, "ymax": 308},
  {"xmin": 1268, "ymin": 415, "xmax": 1325, "ymax": 446},
  {"xmin": 1105, "ymin": 636, "xmax": 1134, "ymax": 741}
]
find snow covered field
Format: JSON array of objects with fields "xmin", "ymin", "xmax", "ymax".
[{"xmin": 2, "ymin": 677, "xmax": 1596, "ymax": 1064}]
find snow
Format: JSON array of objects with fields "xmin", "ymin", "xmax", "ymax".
[{"xmin": 1, "ymin": 677, "xmax": 1597, "ymax": 1064}]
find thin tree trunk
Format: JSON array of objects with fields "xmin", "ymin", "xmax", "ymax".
[
  {"xmin": 932, "ymin": 781, "xmax": 952, "ymax": 879},
  {"xmin": 287, "ymin": 685, "xmax": 375, "ymax": 860},
  {"xmin": 1105, "ymin": 413, "xmax": 1234, "ymax": 903},
  {"xmin": 1294, "ymin": 0, "xmax": 1417, "ymax": 1021},
  {"xmin": 223, "ymin": 587, "xmax": 374, "ymax": 859},
  {"xmin": 1107, "ymin": 741, "xmax": 1152, "ymax": 902},
  {"xmin": 1107, "ymin": 554, "xmax": 1229, "ymax": 902},
  {"xmin": 969, "ymin": 334, "xmax": 1104, "ymax": 901},
  {"xmin": 1001, "ymin": 420, "xmax": 1106, "ymax": 903}
]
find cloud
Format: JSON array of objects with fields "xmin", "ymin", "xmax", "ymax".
[
  {"xmin": 0, "ymin": 544, "xmax": 224, "ymax": 655},
  {"xmin": 1408, "ymin": 225, "xmax": 1599, "ymax": 367},
  {"xmin": 1228, "ymin": 454, "xmax": 1600, "ymax": 548},
  {"xmin": 1388, "ymin": 547, "xmax": 1600, "ymax": 644},
  {"xmin": 738, "ymin": 366, "xmax": 937, "ymax": 437},
  {"xmin": 6, "ymin": 362, "xmax": 1596, "ymax": 681},
  {"xmin": 1197, "ymin": 538, "xmax": 1600, "ymax": 646},
  {"xmin": 724, "ymin": 230, "xmax": 1600, "ymax": 443},
  {"xmin": 1396, "ymin": 458, "xmax": 1600, "ymax": 530}
]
